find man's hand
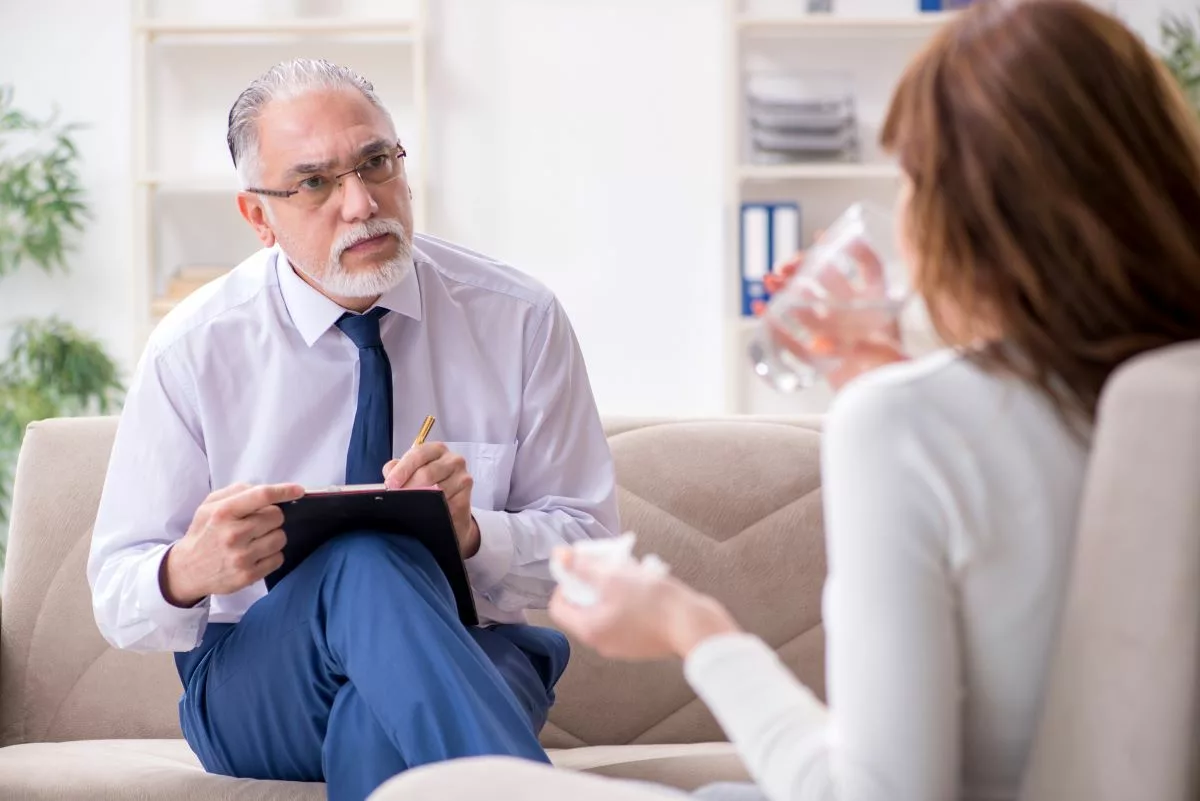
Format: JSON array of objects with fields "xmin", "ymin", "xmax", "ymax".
[
  {"xmin": 160, "ymin": 482, "xmax": 305, "ymax": 608},
  {"xmin": 383, "ymin": 443, "xmax": 480, "ymax": 557}
]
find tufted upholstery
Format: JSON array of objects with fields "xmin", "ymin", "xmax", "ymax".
[
  {"xmin": 535, "ymin": 417, "xmax": 826, "ymax": 747},
  {"xmin": 0, "ymin": 415, "xmax": 826, "ymax": 798}
]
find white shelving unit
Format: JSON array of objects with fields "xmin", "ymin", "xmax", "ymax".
[
  {"xmin": 723, "ymin": 2, "xmax": 956, "ymax": 415},
  {"xmin": 737, "ymin": 11, "xmax": 955, "ymax": 34},
  {"xmin": 130, "ymin": 0, "xmax": 429, "ymax": 354}
]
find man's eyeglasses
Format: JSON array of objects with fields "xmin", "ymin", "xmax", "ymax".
[{"xmin": 243, "ymin": 142, "xmax": 407, "ymax": 209}]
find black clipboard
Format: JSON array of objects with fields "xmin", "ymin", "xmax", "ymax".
[{"xmin": 266, "ymin": 485, "xmax": 479, "ymax": 627}]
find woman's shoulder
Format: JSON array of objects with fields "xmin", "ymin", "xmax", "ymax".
[
  {"xmin": 828, "ymin": 349, "xmax": 993, "ymax": 427},
  {"xmin": 825, "ymin": 346, "xmax": 1078, "ymax": 467}
]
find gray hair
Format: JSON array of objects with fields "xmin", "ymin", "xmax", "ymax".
[{"xmin": 226, "ymin": 57, "xmax": 393, "ymax": 187}]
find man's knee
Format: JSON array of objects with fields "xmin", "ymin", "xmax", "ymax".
[
  {"xmin": 321, "ymin": 530, "xmax": 397, "ymax": 561},
  {"xmin": 317, "ymin": 531, "xmax": 433, "ymax": 575},
  {"xmin": 309, "ymin": 531, "xmax": 449, "ymax": 607}
]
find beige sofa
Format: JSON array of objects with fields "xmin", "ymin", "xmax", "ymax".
[
  {"xmin": 0, "ymin": 415, "xmax": 827, "ymax": 799},
  {"xmin": 5, "ymin": 341, "xmax": 1200, "ymax": 801}
]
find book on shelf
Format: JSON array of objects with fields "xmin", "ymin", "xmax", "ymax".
[{"xmin": 740, "ymin": 202, "xmax": 800, "ymax": 317}]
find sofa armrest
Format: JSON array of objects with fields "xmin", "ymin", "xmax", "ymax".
[{"xmin": 368, "ymin": 757, "xmax": 685, "ymax": 801}]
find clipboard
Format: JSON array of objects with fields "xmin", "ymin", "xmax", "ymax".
[{"xmin": 266, "ymin": 484, "xmax": 479, "ymax": 627}]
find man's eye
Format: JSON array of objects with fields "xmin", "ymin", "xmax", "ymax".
[
  {"xmin": 363, "ymin": 154, "xmax": 389, "ymax": 170},
  {"xmin": 299, "ymin": 176, "xmax": 327, "ymax": 191}
]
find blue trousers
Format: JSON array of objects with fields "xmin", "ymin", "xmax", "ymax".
[{"xmin": 174, "ymin": 531, "xmax": 569, "ymax": 801}]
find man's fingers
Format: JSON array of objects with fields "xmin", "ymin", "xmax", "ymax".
[
  {"xmin": 250, "ymin": 549, "xmax": 285, "ymax": 581},
  {"xmin": 247, "ymin": 528, "xmax": 287, "ymax": 563},
  {"xmin": 244, "ymin": 505, "xmax": 285, "ymax": 535},
  {"xmin": 204, "ymin": 482, "xmax": 252, "ymax": 504},
  {"xmin": 388, "ymin": 445, "xmax": 460, "ymax": 491},
  {"xmin": 439, "ymin": 471, "xmax": 474, "ymax": 501},
  {"xmin": 218, "ymin": 483, "xmax": 305, "ymax": 519},
  {"xmin": 383, "ymin": 442, "xmax": 446, "ymax": 487}
]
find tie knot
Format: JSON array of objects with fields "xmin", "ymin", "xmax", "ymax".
[{"xmin": 336, "ymin": 307, "xmax": 389, "ymax": 349}]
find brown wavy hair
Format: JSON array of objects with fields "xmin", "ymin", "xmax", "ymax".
[{"xmin": 881, "ymin": 0, "xmax": 1200, "ymax": 424}]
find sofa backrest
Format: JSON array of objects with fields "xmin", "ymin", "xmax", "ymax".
[
  {"xmin": 0, "ymin": 415, "xmax": 826, "ymax": 748},
  {"xmin": 1019, "ymin": 341, "xmax": 1200, "ymax": 801}
]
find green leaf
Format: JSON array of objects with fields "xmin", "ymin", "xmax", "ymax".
[
  {"xmin": 0, "ymin": 89, "xmax": 119, "ymax": 543},
  {"xmin": 1161, "ymin": 10, "xmax": 1200, "ymax": 117},
  {"xmin": 0, "ymin": 318, "xmax": 125, "ymax": 531},
  {"xmin": 0, "ymin": 84, "xmax": 90, "ymax": 279}
]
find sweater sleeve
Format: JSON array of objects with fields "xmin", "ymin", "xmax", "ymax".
[{"xmin": 684, "ymin": 373, "xmax": 962, "ymax": 801}]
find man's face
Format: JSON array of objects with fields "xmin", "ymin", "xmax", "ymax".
[{"xmin": 238, "ymin": 88, "xmax": 415, "ymax": 305}]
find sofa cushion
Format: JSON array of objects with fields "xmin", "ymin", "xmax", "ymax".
[
  {"xmin": 370, "ymin": 755, "xmax": 707, "ymax": 801},
  {"xmin": 0, "ymin": 739, "xmax": 747, "ymax": 799},
  {"xmin": 551, "ymin": 742, "xmax": 749, "ymax": 789},
  {"xmin": 0, "ymin": 415, "xmax": 824, "ymax": 749},
  {"xmin": 535, "ymin": 418, "xmax": 826, "ymax": 747},
  {"xmin": 0, "ymin": 740, "xmax": 324, "ymax": 801}
]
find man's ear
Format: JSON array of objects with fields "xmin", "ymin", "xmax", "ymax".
[{"xmin": 237, "ymin": 193, "xmax": 277, "ymax": 248}]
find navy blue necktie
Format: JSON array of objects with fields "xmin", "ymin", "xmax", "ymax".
[{"xmin": 336, "ymin": 308, "xmax": 393, "ymax": 484}]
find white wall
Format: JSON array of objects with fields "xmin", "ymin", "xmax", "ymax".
[
  {"xmin": 0, "ymin": 0, "xmax": 1192, "ymax": 417},
  {"xmin": 425, "ymin": 0, "xmax": 726, "ymax": 416},
  {"xmin": 0, "ymin": 1, "xmax": 134, "ymax": 376}
]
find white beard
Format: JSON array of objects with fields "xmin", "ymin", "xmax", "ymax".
[{"xmin": 283, "ymin": 217, "xmax": 415, "ymax": 299}]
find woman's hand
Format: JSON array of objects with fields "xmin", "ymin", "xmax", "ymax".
[
  {"xmin": 548, "ymin": 549, "xmax": 741, "ymax": 660},
  {"xmin": 756, "ymin": 246, "xmax": 910, "ymax": 392}
]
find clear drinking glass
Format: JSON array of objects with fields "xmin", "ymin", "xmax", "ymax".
[{"xmin": 748, "ymin": 202, "xmax": 910, "ymax": 392}]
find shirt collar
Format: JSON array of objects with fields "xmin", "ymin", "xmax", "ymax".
[{"xmin": 274, "ymin": 246, "xmax": 425, "ymax": 347}]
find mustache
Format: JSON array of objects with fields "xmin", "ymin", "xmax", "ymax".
[{"xmin": 332, "ymin": 218, "xmax": 409, "ymax": 261}]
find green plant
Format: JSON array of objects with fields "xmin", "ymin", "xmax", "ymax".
[
  {"xmin": 0, "ymin": 86, "xmax": 88, "ymax": 277},
  {"xmin": 1161, "ymin": 9, "xmax": 1200, "ymax": 115},
  {"xmin": 0, "ymin": 86, "xmax": 123, "ymax": 562}
]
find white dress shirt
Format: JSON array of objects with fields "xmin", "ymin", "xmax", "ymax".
[
  {"xmin": 683, "ymin": 350, "xmax": 1089, "ymax": 801},
  {"xmin": 87, "ymin": 234, "xmax": 619, "ymax": 653}
]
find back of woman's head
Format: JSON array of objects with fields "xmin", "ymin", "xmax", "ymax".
[{"xmin": 882, "ymin": 0, "xmax": 1200, "ymax": 423}]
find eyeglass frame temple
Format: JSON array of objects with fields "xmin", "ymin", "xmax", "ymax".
[{"xmin": 242, "ymin": 141, "xmax": 407, "ymax": 199}]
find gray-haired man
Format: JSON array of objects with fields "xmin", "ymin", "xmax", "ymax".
[{"xmin": 87, "ymin": 58, "xmax": 618, "ymax": 801}]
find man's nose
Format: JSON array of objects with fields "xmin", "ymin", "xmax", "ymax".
[{"xmin": 339, "ymin": 172, "xmax": 377, "ymax": 222}]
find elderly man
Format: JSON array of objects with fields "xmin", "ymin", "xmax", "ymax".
[{"xmin": 87, "ymin": 58, "xmax": 618, "ymax": 801}]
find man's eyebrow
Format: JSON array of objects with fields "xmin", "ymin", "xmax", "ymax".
[
  {"xmin": 286, "ymin": 157, "xmax": 336, "ymax": 178},
  {"xmin": 284, "ymin": 140, "xmax": 393, "ymax": 179},
  {"xmin": 354, "ymin": 138, "xmax": 393, "ymax": 161}
]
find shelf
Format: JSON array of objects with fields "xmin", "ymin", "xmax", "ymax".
[
  {"xmin": 135, "ymin": 17, "xmax": 417, "ymax": 38},
  {"xmin": 737, "ymin": 11, "xmax": 957, "ymax": 36},
  {"xmin": 150, "ymin": 298, "xmax": 178, "ymax": 319},
  {"xmin": 151, "ymin": 266, "xmax": 232, "ymax": 319},
  {"xmin": 138, "ymin": 175, "xmax": 240, "ymax": 194},
  {"xmin": 739, "ymin": 162, "xmax": 902, "ymax": 181}
]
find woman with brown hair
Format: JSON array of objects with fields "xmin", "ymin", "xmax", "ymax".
[{"xmin": 547, "ymin": 1, "xmax": 1200, "ymax": 800}]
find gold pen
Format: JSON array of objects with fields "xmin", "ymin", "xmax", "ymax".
[{"xmin": 412, "ymin": 415, "xmax": 436, "ymax": 448}]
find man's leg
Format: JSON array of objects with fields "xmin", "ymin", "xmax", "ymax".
[
  {"xmin": 176, "ymin": 531, "xmax": 554, "ymax": 800},
  {"xmin": 323, "ymin": 682, "xmax": 409, "ymax": 800},
  {"xmin": 467, "ymin": 623, "xmax": 570, "ymax": 736}
]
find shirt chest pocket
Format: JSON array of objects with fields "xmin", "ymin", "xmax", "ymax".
[{"xmin": 442, "ymin": 441, "xmax": 518, "ymax": 512}]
